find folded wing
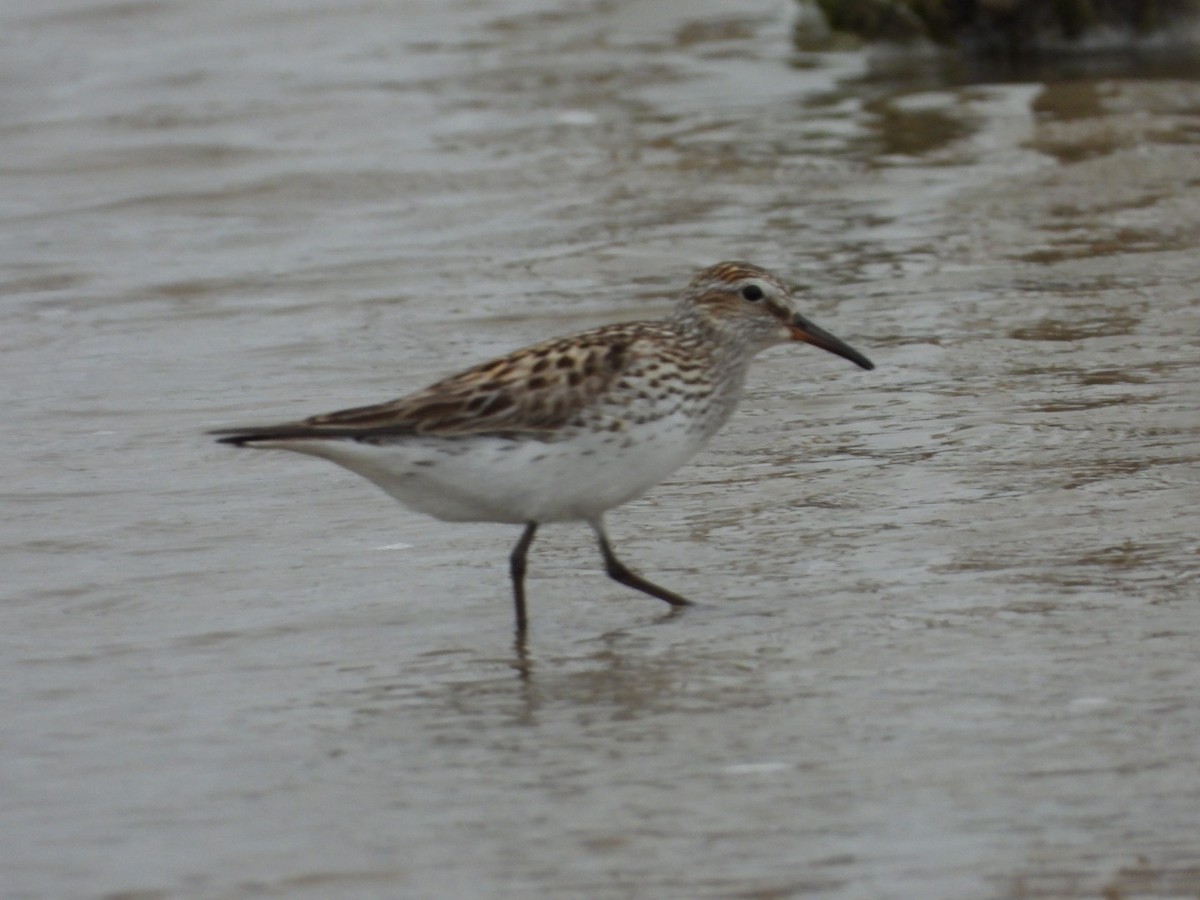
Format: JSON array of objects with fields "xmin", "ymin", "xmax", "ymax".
[{"xmin": 211, "ymin": 326, "xmax": 650, "ymax": 445}]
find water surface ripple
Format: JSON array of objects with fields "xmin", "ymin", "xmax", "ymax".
[{"xmin": 3, "ymin": 1, "xmax": 1199, "ymax": 898}]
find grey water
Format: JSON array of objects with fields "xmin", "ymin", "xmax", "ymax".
[{"xmin": 3, "ymin": 1, "xmax": 1199, "ymax": 897}]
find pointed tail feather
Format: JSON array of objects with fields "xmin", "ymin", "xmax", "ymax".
[
  {"xmin": 209, "ymin": 420, "xmax": 423, "ymax": 445},
  {"xmin": 210, "ymin": 425, "xmax": 340, "ymax": 446}
]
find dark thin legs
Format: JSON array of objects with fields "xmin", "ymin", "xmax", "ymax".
[
  {"xmin": 509, "ymin": 522, "xmax": 538, "ymax": 634},
  {"xmin": 591, "ymin": 519, "xmax": 692, "ymax": 608},
  {"xmin": 508, "ymin": 519, "xmax": 692, "ymax": 634}
]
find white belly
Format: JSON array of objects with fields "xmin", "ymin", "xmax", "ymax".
[{"xmin": 255, "ymin": 415, "xmax": 709, "ymax": 524}]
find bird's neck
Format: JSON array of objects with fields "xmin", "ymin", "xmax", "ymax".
[{"xmin": 669, "ymin": 305, "xmax": 758, "ymax": 367}]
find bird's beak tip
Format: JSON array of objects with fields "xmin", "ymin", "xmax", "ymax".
[{"xmin": 787, "ymin": 319, "xmax": 874, "ymax": 371}]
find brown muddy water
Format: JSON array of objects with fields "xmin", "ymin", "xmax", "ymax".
[{"xmin": 4, "ymin": 1, "xmax": 1200, "ymax": 898}]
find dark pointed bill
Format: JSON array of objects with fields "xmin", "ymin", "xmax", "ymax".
[{"xmin": 788, "ymin": 313, "xmax": 874, "ymax": 370}]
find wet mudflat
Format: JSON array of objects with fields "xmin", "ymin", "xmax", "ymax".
[{"xmin": 3, "ymin": 1, "xmax": 1199, "ymax": 897}]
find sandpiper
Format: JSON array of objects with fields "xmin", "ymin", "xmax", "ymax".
[{"xmin": 212, "ymin": 262, "xmax": 873, "ymax": 633}]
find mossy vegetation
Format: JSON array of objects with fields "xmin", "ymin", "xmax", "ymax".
[{"xmin": 804, "ymin": 0, "xmax": 1200, "ymax": 50}]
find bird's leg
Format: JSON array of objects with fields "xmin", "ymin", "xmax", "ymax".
[
  {"xmin": 590, "ymin": 519, "xmax": 692, "ymax": 608},
  {"xmin": 509, "ymin": 522, "xmax": 538, "ymax": 634}
]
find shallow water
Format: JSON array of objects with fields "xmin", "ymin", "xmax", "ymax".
[{"xmin": 4, "ymin": 1, "xmax": 1200, "ymax": 898}]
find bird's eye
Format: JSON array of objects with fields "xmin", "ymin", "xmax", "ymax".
[{"xmin": 741, "ymin": 285, "xmax": 764, "ymax": 302}]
